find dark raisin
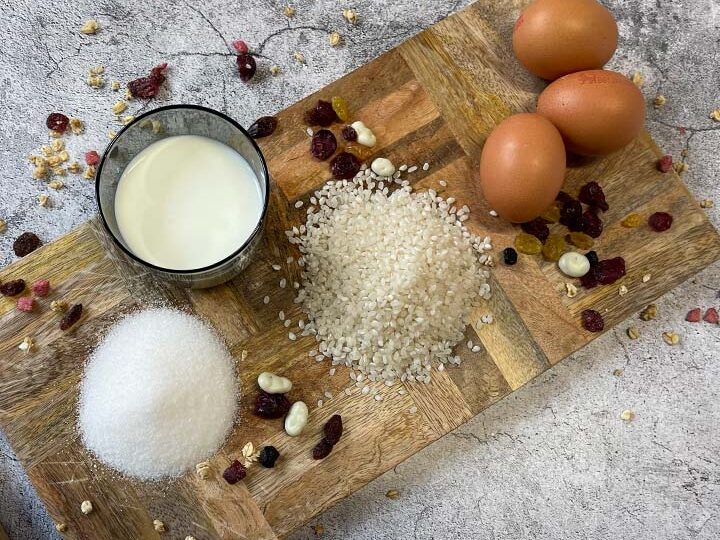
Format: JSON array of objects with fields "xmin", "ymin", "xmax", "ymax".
[
  {"xmin": 312, "ymin": 438, "xmax": 334, "ymax": 460},
  {"xmin": 258, "ymin": 446, "xmax": 280, "ymax": 468},
  {"xmin": 60, "ymin": 304, "xmax": 83, "ymax": 331},
  {"xmin": 585, "ymin": 250, "xmax": 599, "ymax": 267},
  {"xmin": 311, "ymin": 129, "xmax": 338, "ymax": 161},
  {"xmin": 254, "ymin": 390, "xmax": 291, "ymax": 419},
  {"xmin": 236, "ymin": 54, "xmax": 256, "ymax": 82},
  {"xmin": 648, "ymin": 212, "xmax": 673, "ymax": 232},
  {"xmin": 580, "ymin": 209, "xmax": 604, "ymax": 238},
  {"xmin": 330, "ymin": 151, "xmax": 361, "ymax": 179},
  {"xmin": 657, "ymin": 155, "xmax": 673, "ymax": 173},
  {"xmin": 556, "ymin": 191, "xmax": 574, "ymax": 205},
  {"xmin": 46, "ymin": 113, "xmax": 69, "ymax": 133},
  {"xmin": 341, "ymin": 125, "xmax": 357, "ymax": 141},
  {"xmin": 578, "ymin": 181, "xmax": 609, "ymax": 212},
  {"xmin": 559, "ymin": 198, "xmax": 583, "ymax": 231},
  {"xmin": 305, "ymin": 100, "xmax": 339, "ymax": 127},
  {"xmin": 13, "ymin": 232, "xmax": 42, "ymax": 257},
  {"xmin": 581, "ymin": 309, "xmax": 604, "ymax": 332},
  {"xmin": 502, "ymin": 247, "xmax": 518, "ymax": 265},
  {"xmin": 128, "ymin": 63, "xmax": 168, "ymax": 98},
  {"xmin": 222, "ymin": 460, "xmax": 247, "ymax": 484},
  {"xmin": 247, "ymin": 116, "xmax": 278, "ymax": 139},
  {"xmin": 0, "ymin": 279, "xmax": 25, "ymax": 297},
  {"xmin": 323, "ymin": 414, "xmax": 343, "ymax": 445},
  {"xmin": 520, "ymin": 218, "xmax": 550, "ymax": 242},
  {"xmin": 580, "ymin": 257, "xmax": 626, "ymax": 289}
]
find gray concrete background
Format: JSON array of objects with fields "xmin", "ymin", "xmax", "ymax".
[{"xmin": 1, "ymin": 0, "xmax": 718, "ymax": 538}]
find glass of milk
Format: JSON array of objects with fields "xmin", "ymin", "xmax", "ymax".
[{"xmin": 96, "ymin": 105, "xmax": 269, "ymax": 288}]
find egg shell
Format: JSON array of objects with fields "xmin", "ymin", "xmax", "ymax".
[
  {"xmin": 537, "ymin": 69, "xmax": 646, "ymax": 156},
  {"xmin": 513, "ymin": 0, "xmax": 618, "ymax": 81},
  {"xmin": 479, "ymin": 113, "xmax": 566, "ymax": 223}
]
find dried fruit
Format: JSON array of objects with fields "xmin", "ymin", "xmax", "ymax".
[
  {"xmin": 236, "ymin": 54, "xmax": 256, "ymax": 83},
  {"xmin": 13, "ymin": 232, "xmax": 42, "ymax": 257},
  {"xmin": 258, "ymin": 446, "xmax": 280, "ymax": 468},
  {"xmin": 312, "ymin": 438, "xmax": 334, "ymax": 460},
  {"xmin": 305, "ymin": 100, "xmax": 339, "ymax": 127},
  {"xmin": 232, "ymin": 40, "xmax": 249, "ymax": 54},
  {"xmin": 704, "ymin": 307, "xmax": 719, "ymax": 324},
  {"xmin": 222, "ymin": 460, "xmax": 247, "ymax": 484},
  {"xmin": 685, "ymin": 308, "xmax": 701, "ymax": 322},
  {"xmin": 502, "ymin": 247, "xmax": 518, "ymax": 265},
  {"xmin": 84, "ymin": 150, "xmax": 100, "ymax": 166},
  {"xmin": 648, "ymin": 212, "xmax": 673, "ymax": 232},
  {"xmin": 331, "ymin": 96, "xmax": 349, "ymax": 122},
  {"xmin": 16, "ymin": 296, "xmax": 35, "ymax": 312},
  {"xmin": 128, "ymin": 63, "xmax": 168, "ymax": 98},
  {"xmin": 578, "ymin": 181, "xmax": 609, "ymax": 212},
  {"xmin": 0, "ymin": 279, "xmax": 26, "ymax": 297},
  {"xmin": 640, "ymin": 304, "xmax": 657, "ymax": 321},
  {"xmin": 559, "ymin": 198, "xmax": 583, "ymax": 231},
  {"xmin": 513, "ymin": 233, "xmax": 542, "ymax": 255},
  {"xmin": 520, "ymin": 218, "xmax": 550, "ymax": 242},
  {"xmin": 581, "ymin": 309, "xmax": 604, "ymax": 332},
  {"xmin": 323, "ymin": 414, "xmax": 343, "ymax": 445},
  {"xmin": 580, "ymin": 257, "xmax": 626, "ymax": 289},
  {"xmin": 344, "ymin": 143, "xmax": 373, "ymax": 161},
  {"xmin": 542, "ymin": 234, "xmax": 566, "ymax": 262},
  {"xmin": 342, "ymin": 125, "xmax": 358, "ymax": 141},
  {"xmin": 585, "ymin": 250, "xmax": 599, "ymax": 267},
  {"xmin": 247, "ymin": 116, "xmax": 278, "ymax": 139},
  {"xmin": 254, "ymin": 390, "xmax": 291, "ymax": 419},
  {"xmin": 540, "ymin": 204, "xmax": 560, "ymax": 223},
  {"xmin": 60, "ymin": 303, "xmax": 83, "ymax": 330},
  {"xmin": 566, "ymin": 232, "xmax": 594, "ymax": 250},
  {"xmin": 621, "ymin": 213, "xmax": 642, "ymax": 228},
  {"xmin": 657, "ymin": 155, "xmax": 673, "ymax": 173},
  {"xmin": 46, "ymin": 113, "xmax": 69, "ymax": 134},
  {"xmin": 310, "ymin": 129, "xmax": 338, "ymax": 160},
  {"xmin": 330, "ymin": 151, "xmax": 361, "ymax": 179},
  {"xmin": 581, "ymin": 209, "xmax": 603, "ymax": 238}
]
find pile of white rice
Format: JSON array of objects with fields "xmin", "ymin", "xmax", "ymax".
[{"xmin": 288, "ymin": 167, "xmax": 492, "ymax": 384}]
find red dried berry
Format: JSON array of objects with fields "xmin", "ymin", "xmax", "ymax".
[
  {"xmin": 311, "ymin": 129, "xmax": 338, "ymax": 161},
  {"xmin": 16, "ymin": 296, "xmax": 35, "ymax": 313},
  {"xmin": 323, "ymin": 414, "xmax": 343, "ymax": 445},
  {"xmin": 254, "ymin": 390, "xmax": 291, "ymax": 419},
  {"xmin": 657, "ymin": 155, "xmax": 673, "ymax": 173},
  {"xmin": 581, "ymin": 209, "xmax": 604, "ymax": 238},
  {"xmin": 0, "ymin": 279, "xmax": 26, "ymax": 297},
  {"xmin": 31, "ymin": 279, "xmax": 50, "ymax": 297},
  {"xmin": 685, "ymin": 308, "xmax": 701, "ymax": 322},
  {"xmin": 222, "ymin": 460, "xmax": 247, "ymax": 484},
  {"xmin": 60, "ymin": 303, "xmax": 82, "ymax": 331},
  {"xmin": 247, "ymin": 116, "xmax": 278, "ymax": 139},
  {"xmin": 232, "ymin": 40, "xmax": 249, "ymax": 54},
  {"xmin": 580, "ymin": 257, "xmax": 626, "ymax": 289},
  {"xmin": 703, "ymin": 307, "xmax": 719, "ymax": 324},
  {"xmin": 581, "ymin": 309, "xmax": 604, "ymax": 332},
  {"xmin": 85, "ymin": 150, "xmax": 100, "ymax": 166},
  {"xmin": 330, "ymin": 151, "xmax": 361, "ymax": 179},
  {"xmin": 312, "ymin": 438, "xmax": 334, "ymax": 460},
  {"xmin": 46, "ymin": 113, "xmax": 69, "ymax": 134},
  {"xmin": 578, "ymin": 181, "xmax": 609, "ymax": 212},
  {"xmin": 13, "ymin": 232, "xmax": 42, "ymax": 257},
  {"xmin": 236, "ymin": 54, "xmax": 256, "ymax": 82},
  {"xmin": 648, "ymin": 212, "xmax": 673, "ymax": 232},
  {"xmin": 305, "ymin": 100, "xmax": 339, "ymax": 127},
  {"xmin": 127, "ymin": 63, "xmax": 168, "ymax": 98},
  {"xmin": 559, "ymin": 198, "xmax": 583, "ymax": 231},
  {"xmin": 520, "ymin": 218, "xmax": 550, "ymax": 243},
  {"xmin": 342, "ymin": 125, "xmax": 358, "ymax": 141}
]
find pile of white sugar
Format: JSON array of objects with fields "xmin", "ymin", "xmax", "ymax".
[
  {"xmin": 289, "ymin": 170, "xmax": 492, "ymax": 384},
  {"xmin": 77, "ymin": 309, "xmax": 237, "ymax": 480}
]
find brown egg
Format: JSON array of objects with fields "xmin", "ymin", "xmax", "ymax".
[
  {"xmin": 479, "ymin": 113, "xmax": 566, "ymax": 223},
  {"xmin": 513, "ymin": 0, "xmax": 618, "ymax": 80},
  {"xmin": 537, "ymin": 69, "xmax": 646, "ymax": 156}
]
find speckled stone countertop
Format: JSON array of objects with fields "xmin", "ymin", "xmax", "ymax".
[{"xmin": 1, "ymin": 1, "xmax": 719, "ymax": 538}]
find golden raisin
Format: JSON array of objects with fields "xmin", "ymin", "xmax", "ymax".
[
  {"xmin": 621, "ymin": 213, "xmax": 642, "ymax": 228},
  {"xmin": 331, "ymin": 96, "xmax": 350, "ymax": 122},
  {"xmin": 344, "ymin": 143, "xmax": 373, "ymax": 161},
  {"xmin": 566, "ymin": 232, "xmax": 594, "ymax": 250},
  {"xmin": 540, "ymin": 203, "xmax": 560, "ymax": 223},
  {"xmin": 542, "ymin": 233, "xmax": 567, "ymax": 261},
  {"xmin": 514, "ymin": 233, "xmax": 542, "ymax": 255}
]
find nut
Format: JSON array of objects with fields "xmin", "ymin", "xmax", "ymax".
[
  {"xmin": 639, "ymin": 304, "xmax": 657, "ymax": 321},
  {"xmin": 626, "ymin": 326, "xmax": 640, "ymax": 340},
  {"xmin": 80, "ymin": 500, "xmax": 93, "ymax": 514},
  {"xmin": 153, "ymin": 519, "xmax": 166, "ymax": 533},
  {"xmin": 565, "ymin": 282, "xmax": 578, "ymax": 298},
  {"xmin": 80, "ymin": 19, "xmax": 100, "ymax": 34},
  {"xmin": 328, "ymin": 31, "xmax": 342, "ymax": 47}
]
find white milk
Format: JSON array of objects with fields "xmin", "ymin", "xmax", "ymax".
[{"xmin": 114, "ymin": 135, "xmax": 263, "ymax": 270}]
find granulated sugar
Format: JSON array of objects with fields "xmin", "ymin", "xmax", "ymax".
[
  {"xmin": 289, "ymin": 172, "xmax": 492, "ymax": 385},
  {"xmin": 77, "ymin": 308, "xmax": 237, "ymax": 480}
]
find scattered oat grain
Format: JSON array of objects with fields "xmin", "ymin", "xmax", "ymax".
[
  {"xmin": 312, "ymin": 523, "xmax": 325, "ymax": 536},
  {"xmin": 270, "ymin": 65, "xmax": 281, "ymax": 76},
  {"xmin": 195, "ymin": 461, "xmax": 212, "ymax": 479},
  {"xmin": 49, "ymin": 180, "xmax": 64, "ymax": 190},
  {"xmin": 55, "ymin": 523, "xmax": 67, "ymax": 532},
  {"xmin": 342, "ymin": 8, "xmax": 358, "ymax": 24},
  {"xmin": 565, "ymin": 282, "xmax": 578, "ymax": 298},
  {"xmin": 293, "ymin": 51, "xmax": 306, "ymax": 64},
  {"xmin": 80, "ymin": 500, "xmax": 93, "ymax": 514},
  {"xmin": 642, "ymin": 274, "xmax": 651, "ymax": 283},
  {"xmin": 38, "ymin": 194, "xmax": 50, "ymax": 207},
  {"xmin": 710, "ymin": 108, "xmax": 720, "ymax": 122},
  {"xmin": 69, "ymin": 117, "xmax": 84, "ymax": 135},
  {"xmin": 386, "ymin": 489, "xmax": 400, "ymax": 500},
  {"xmin": 80, "ymin": 19, "xmax": 100, "ymax": 34},
  {"xmin": 653, "ymin": 95, "xmax": 666, "ymax": 109},
  {"xmin": 613, "ymin": 368, "xmax": 624, "ymax": 377},
  {"xmin": 51, "ymin": 300, "xmax": 68, "ymax": 313},
  {"xmin": 32, "ymin": 165, "xmax": 48, "ymax": 179},
  {"xmin": 329, "ymin": 31, "xmax": 342, "ymax": 47},
  {"xmin": 673, "ymin": 161, "xmax": 688, "ymax": 174},
  {"xmin": 283, "ymin": 5, "xmax": 296, "ymax": 17},
  {"xmin": 626, "ymin": 326, "xmax": 640, "ymax": 340},
  {"xmin": 111, "ymin": 100, "xmax": 127, "ymax": 115},
  {"xmin": 662, "ymin": 331, "xmax": 680, "ymax": 345},
  {"xmin": 639, "ymin": 304, "xmax": 657, "ymax": 321},
  {"xmin": 631, "ymin": 71, "xmax": 644, "ymax": 87},
  {"xmin": 0, "ymin": 219, "xmax": 6, "ymax": 233},
  {"xmin": 108, "ymin": 129, "xmax": 117, "ymax": 139},
  {"xmin": 122, "ymin": 115, "xmax": 135, "ymax": 125},
  {"xmin": 18, "ymin": 336, "xmax": 34, "ymax": 353},
  {"xmin": 153, "ymin": 519, "xmax": 166, "ymax": 533},
  {"xmin": 618, "ymin": 285, "xmax": 628, "ymax": 296},
  {"xmin": 620, "ymin": 409, "xmax": 635, "ymax": 421},
  {"xmin": 699, "ymin": 199, "xmax": 714, "ymax": 208},
  {"xmin": 83, "ymin": 165, "xmax": 96, "ymax": 179}
]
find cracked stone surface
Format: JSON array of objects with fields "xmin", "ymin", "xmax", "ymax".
[{"xmin": 1, "ymin": 0, "xmax": 719, "ymax": 538}]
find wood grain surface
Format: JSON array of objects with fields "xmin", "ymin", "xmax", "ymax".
[{"xmin": 1, "ymin": 1, "xmax": 719, "ymax": 539}]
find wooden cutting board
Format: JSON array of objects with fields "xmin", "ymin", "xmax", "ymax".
[{"xmin": 1, "ymin": 1, "xmax": 719, "ymax": 539}]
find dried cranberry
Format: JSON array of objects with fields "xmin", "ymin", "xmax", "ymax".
[
  {"xmin": 685, "ymin": 308, "xmax": 701, "ymax": 322},
  {"xmin": 502, "ymin": 247, "xmax": 518, "ymax": 265},
  {"xmin": 0, "ymin": 279, "xmax": 25, "ymax": 297},
  {"xmin": 580, "ymin": 257, "xmax": 626, "ymax": 289},
  {"xmin": 585, "ymin": 250, "xmax": 599, "ymax": 267},
  {"xmin": 236, "ymin": 54, "xmax": 256, "ymax": 82},
  {"xmin": 581, "ymin": 309, "xmax": 604, "ymax": 332},
  {"xmin": 254, "ymin": 390, "xmax": 291, "ymax": 419},
  {"xmin": 578, "ymin": 181, "xmax": 609, "ymax": 212},
  {"xmin": 232, "ymin": 40, "xmax": 249, "ymax": 54},
  {"xmin": 323, "ymin": 414, "xmax": 343, "ymax": 445},
  {"xmin": 222, "ymin": 460, "xmax": 247, "ymax": 484},
  {"xmin": 341, "ymin": 125, "xmax": 357, "ymax": 141},
  {"xmin": 31, "ymin": 279, "xmax": 50, "ymax": 297},
  {"xmin": 305, "ymin": 100, "xmax": 338, "ymax": 127},
  {"xmin": 46, "ymin": 113, "xmax": 69, "ymax": 133},
  {"xmin": 247, "ymin": 116, "xmax": 278, "ymax": 139},
  {"xmin": 704, "ymin": 308, "xmax": 719, "ymax": 324},
  {"xmin": 520, "ymin": 218, "xmax": 550, "ymax": 242},
  {"xmin": 559, "ymin": 198, "xmax": 583, "ymax": 231},
  {"xmin": 258, "ymin": 446, "xmax": 280, "ymax": 468},
  {"xmin": 581, "ymin": 209, "xmax": 604, "ymax": 238},
  {"xmin": 330, "ymin": 151, "xmax": 361, "ymax": 179},
  {"xmin": 312, "ymin": 438, "xmax": 334, "ymax": 460},
  {"xmin": 311, "ymin": 129, "xmax": 338, "ymax": 161},
  {"xmin": 657, "ymin": 155, "xmax": 673, "ymax": 173},
  {"xmin": 128, "ymin": 63, "xmax": 168, "ymax": 98},
  {"xmin": 85, "ymin": 150, "xmax": 100, "ymax": 166},
  {"xmin": 648, "ymin": 212, "xmax": 673, "ymax": 232},
  {"xmin": 60, "ymin": 304, "xmax": 83, "ymax": 330},
  {"xmin": 13, "ymin": 232, "xmax": 42, "ymax": 257}
]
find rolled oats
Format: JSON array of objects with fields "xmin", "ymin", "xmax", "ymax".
[{"xmin": 80, "ymin": 19, "xmax": 100, "ymax": 34}]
